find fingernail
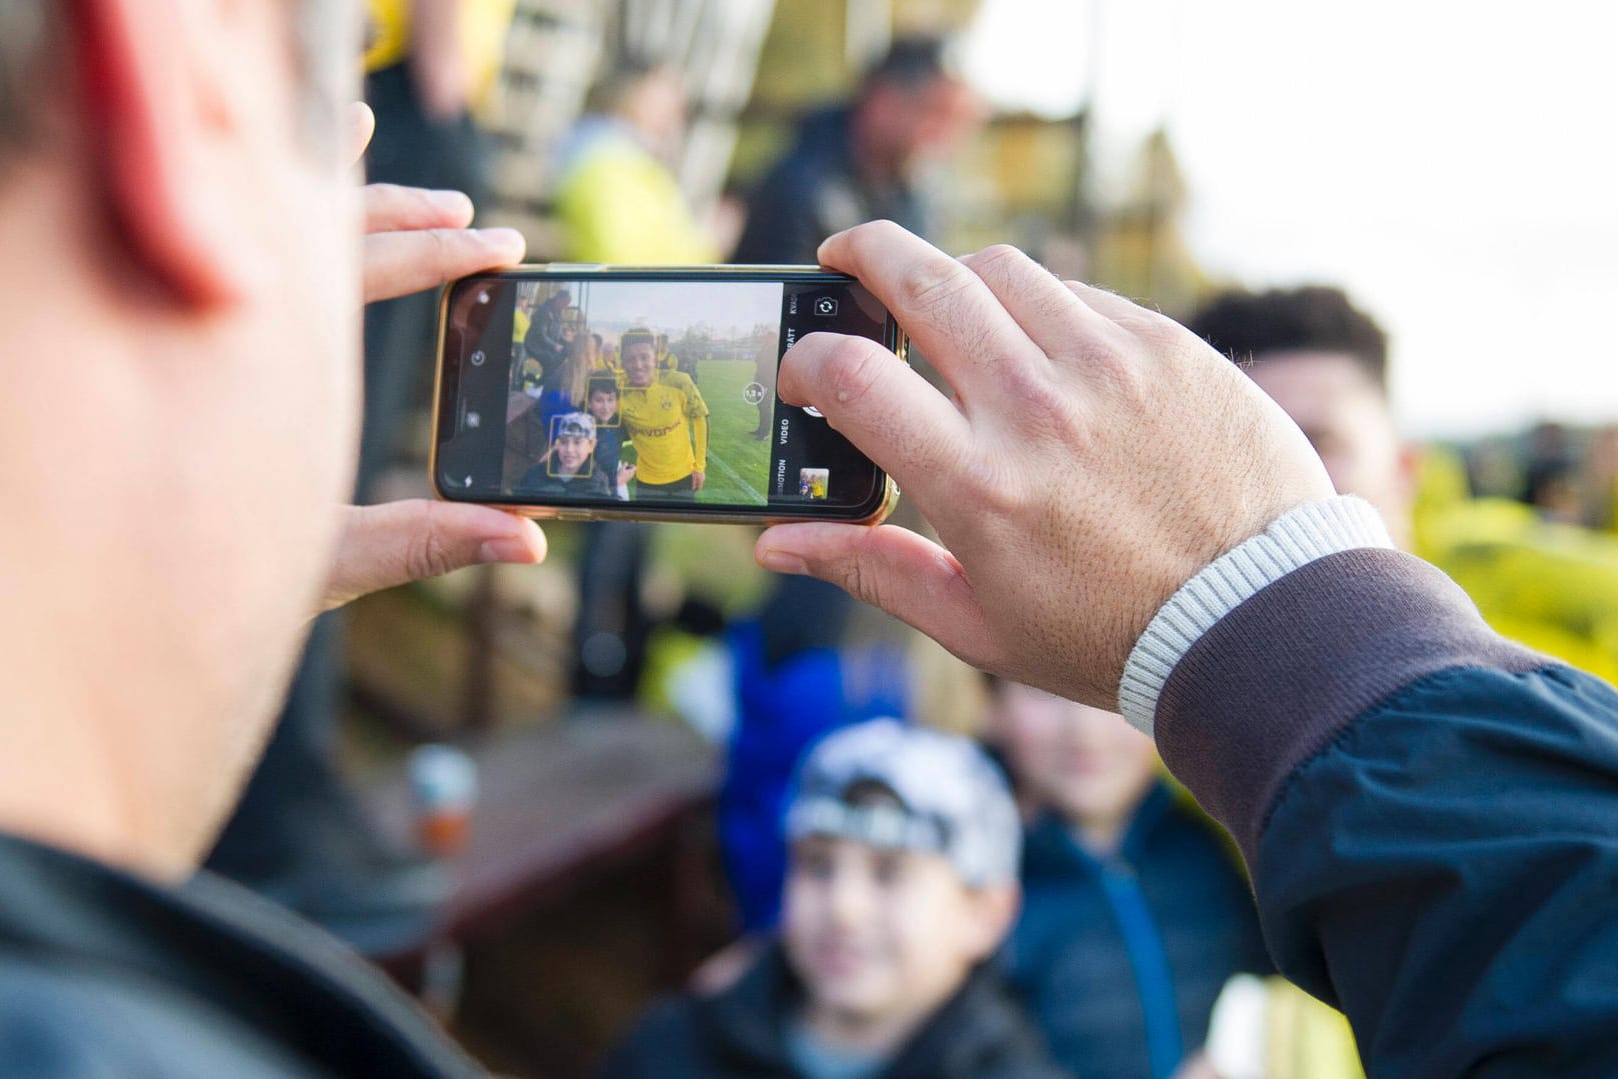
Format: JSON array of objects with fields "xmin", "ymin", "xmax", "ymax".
[
  {"xmin": 478, "ymin": 537, "xmax": 538, "ymax": 564},
  {"xmin": 431, "ymin": 189, "xmax": 472, "ymax": 213},
  {"xmin": 475, "ymin": 227, "xmax": 526, "ymax": 252},
  {"xmin": 759, "ymin": 548, "xmax": 809, "ymax": 575}
]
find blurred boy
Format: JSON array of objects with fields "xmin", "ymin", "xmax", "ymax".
[
  {"xmin": 600, "ymin": 719, "xmax": 1064, "ymax": 1079},
  {"xmin": 586, "ymin": 376, "xmax": 634, "ymax": 500},
  {"xmin": 991, "ymin": 681, "xmax": 1270, "ymax": 1079},
  {"xmin": 519, "ymin": 413, "xmax": 611, "ymax": 498}
]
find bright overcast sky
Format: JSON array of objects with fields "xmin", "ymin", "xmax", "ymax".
[
  {"xmin": 962, "ymin": 0, "xmax": 1618, "ymax": 439},
  {"xmin": 577, "ymin": 281, "xmax": 782, "ymax": 337}
]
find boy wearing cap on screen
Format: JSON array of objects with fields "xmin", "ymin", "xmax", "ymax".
[
  {"xmin": 519, "ymin": 412, "xmax": 612, "ymax": 498},
  {"xmin": 599, "ymin": 719, "xmax": 1064, "ymax": 1079}
]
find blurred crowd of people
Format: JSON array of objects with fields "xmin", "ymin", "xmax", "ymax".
[{"xmin": 198, "ymin": 3, "xmax": 1618, "ymax": 1078}]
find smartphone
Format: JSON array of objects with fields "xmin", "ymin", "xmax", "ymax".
[{"xmin": 431, "ymin": 266, "xmax": 905, "ymax": 525}]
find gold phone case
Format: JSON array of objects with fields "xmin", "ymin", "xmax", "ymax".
[{"xmin": 428, "ymin": 266, "xmax": 905, "ymax": 527}]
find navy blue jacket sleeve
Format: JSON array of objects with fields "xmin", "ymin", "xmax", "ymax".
[{"xmin": 1152, "ymin": 548, "xmax": 1618, "ymax": 1078}]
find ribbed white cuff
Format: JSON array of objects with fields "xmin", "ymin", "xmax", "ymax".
[{"xmin": 1117, "ymin": 496, "xmax": 1396, "ymax": 735}]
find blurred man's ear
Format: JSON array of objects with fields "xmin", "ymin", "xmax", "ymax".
[
  {"xmin": 963, "ymin": 881, "xmax": 1021, "ymax": 962},
  {"xmin": 72, "ymin": 0, "xmax": 260, "ymax": 308},
  {"xmin": 1397, "ymin": 442, "xmax": 1424, "ymax": 508}
]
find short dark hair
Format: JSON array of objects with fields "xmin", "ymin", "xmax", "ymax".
[
  {"xmin": 1187, "ymin": 286, "xmax": 1389, "ymax": 394},
  {"xmin": 860, "ymin": 36, "xmax": 955, "ymax": 97},
  {"xmin": 2, "ymin": 3, "xmax": 343, "ymax": 168},
  {"xmin": 585, "ymin": 54, "xmax": 672, "ymax": 116},
  {"xmin": 587, "ymin": 376, "xmax": 617, "ymax": 399}
]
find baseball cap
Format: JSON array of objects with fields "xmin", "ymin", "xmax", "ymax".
[
  {"xmin": 785, "ymin": 718, "xmax": 1021, "ymax": 887},
  {"xmin": 554, "ymin": 412, "xmax": 595, "ymax": 439}
]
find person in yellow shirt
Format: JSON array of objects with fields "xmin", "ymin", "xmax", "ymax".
[
  {"xmin": 553, "ymin": 61, "xmax": 717, "ymax": 264},
  {"xmin": 617, "ymin": 329, "xmax": 709, "ymax": 499}
]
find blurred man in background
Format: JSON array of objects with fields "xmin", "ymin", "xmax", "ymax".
[
  {"xmin": 732, "ymin": 36, "xmax": 983, "ymax": 265},
  {"xmin": 554, "ymin": 57, "xmax": 717, "ymax": 264},
  {"xmin": 602, "ymin": 720, "xmax": 1064, "ymax": 1079},
  {"xmin": 990, "ymin": 681, "xmax": 1270, "ymax": 1079},
  {"xmin": 1189, "ymin": 285, "xmax": 1618, "ymax": 683}
]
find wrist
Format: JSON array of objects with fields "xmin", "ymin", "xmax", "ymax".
[{"xmin": 1118, "ymin": 496, "xmax": 1396, "ymax": 735}]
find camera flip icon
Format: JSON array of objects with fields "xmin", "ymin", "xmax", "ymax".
[{"xmin": 814, "ymin": 297, "xmax": 839, "ymax": 317}]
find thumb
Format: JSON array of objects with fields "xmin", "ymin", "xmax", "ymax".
[
  {"xmin": 755, "ymin": 523, "xmax": 996, "ymax": 670},
  {"xmin": 323, "ymin": 500, "xmax": 546, "ymax": 612}
]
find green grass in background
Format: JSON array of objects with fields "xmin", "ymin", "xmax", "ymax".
[{"xmin": 694, "ymin": 358, "xmax": 772, "ymax": 505}]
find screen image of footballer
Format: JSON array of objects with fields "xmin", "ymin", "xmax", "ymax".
[{"xmin": 432, "ymin": 270, "xmax": 902, "ymax": 523}]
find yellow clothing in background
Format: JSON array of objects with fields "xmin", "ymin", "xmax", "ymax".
[
  {"xmin": 512, "ymin": 307, "xmax": 530, "ymax": 350},
  {"xmin": 363, "ymin": 0, "xmax": 515, "ymax": 111},
  {"xmin": 1414, "ymin": 446, "xmax": 1618, "ymax": 683},
  {"xmin": 555, "ymin": 135, "xmax": 718, "ymax": 264},
  {"xmin": 1264, "ymin": 982, "xmax": 1364, "ymax": 1079}
]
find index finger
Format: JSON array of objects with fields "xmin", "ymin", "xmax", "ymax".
[
  {"xmin": 362, "ymin": 226, "xmax": 525, "ymax": 304},
  {"xmin": 817, "ymin": 221, "xmax": 1041, "ymax": 403},
  {"xmin": 777, "ymin": 330, "xmax": 971, "ymax": 506}
]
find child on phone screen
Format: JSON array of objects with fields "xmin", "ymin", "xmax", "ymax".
[
  {"xmin": 598, "ymin": 719, "xmax": 1065, "ymax": 1079},
  {"xmin": 519, "ymin": 413, "xmax": 611, "ymax": 498},
  {"xmin": 586, "ymin": 376, "xmax": 634, "ymax": 499}
]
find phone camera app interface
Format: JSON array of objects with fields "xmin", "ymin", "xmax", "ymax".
[{"xmin": 442, "ymin": 275, "xmax": 888, "ymax": 512}]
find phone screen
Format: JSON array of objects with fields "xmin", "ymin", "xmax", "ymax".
[{"xmin": 434, "ymin": 270, "xmax": 896, "ymax": 518}]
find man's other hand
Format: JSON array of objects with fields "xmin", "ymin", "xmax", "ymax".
[
  {"xmin": 322, "ymin": 501, "xmax": 544, "ymax": 613},
  {"xmin": 318, "ymin": 104, "xmax": 539, "ymax": 615},
  {"xmin": 360, "ymin": 181, "xmax": 524, "ymax": 303},
  {"xmin": 756, "ymin": 222, "xmax": 1333, "ymax": 708}
]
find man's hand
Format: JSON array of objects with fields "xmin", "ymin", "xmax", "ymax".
[
  {"xmin": 323, "ymin": 502, "xmax": 545, "ymax": 613},
  {"xmin": 755, "ymin": 222, "xmax": 1332, "ymax": 708},
  {"xmin": 317, "ymin": 104, "xmax": 540, "ymax": 615},
  {"xmin": 691, "ymin": 471, "xmax": 706, "ymax": 492},
  {"xmin": 361, "ymin": 181, "xmax": 523, "ymax": 303}
]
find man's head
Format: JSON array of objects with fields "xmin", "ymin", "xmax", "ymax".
[
  {"xmin": 1188, "ymin": 286, "xmax": 1415, "ymax": 540},
  {"xmin": 851, "ymin": 37, "xmax": 984, "ymax": 179},
  {"xmin": 586, "ymin": 377, "xmax": 619, "ymax": 424},
  {"xmin": 781, "ymin": 719, "xmax": 1020, "ymax": 1029},
  {"xmin": 0, "ymin": 0, "xmax": 359, "ymax": 875},
  {"xmin": 550, "ymin": 413, "xmax": 596, "ymax": 475},
  {"xmin": 587, "ymin": 57, "xmax": 687, "ymax": 160},
  {"xmin": 988, "ymin": 680, "xmax": 1158, "ymax": 849},
  {"xmin": 621, "ymin": 329, "xmax": 658, "ymax": 387}
]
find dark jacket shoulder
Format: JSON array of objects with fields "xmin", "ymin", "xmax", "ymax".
[{"xmin": 0, "ymin": 835, "xmax": 479, "ymax": 1079}]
